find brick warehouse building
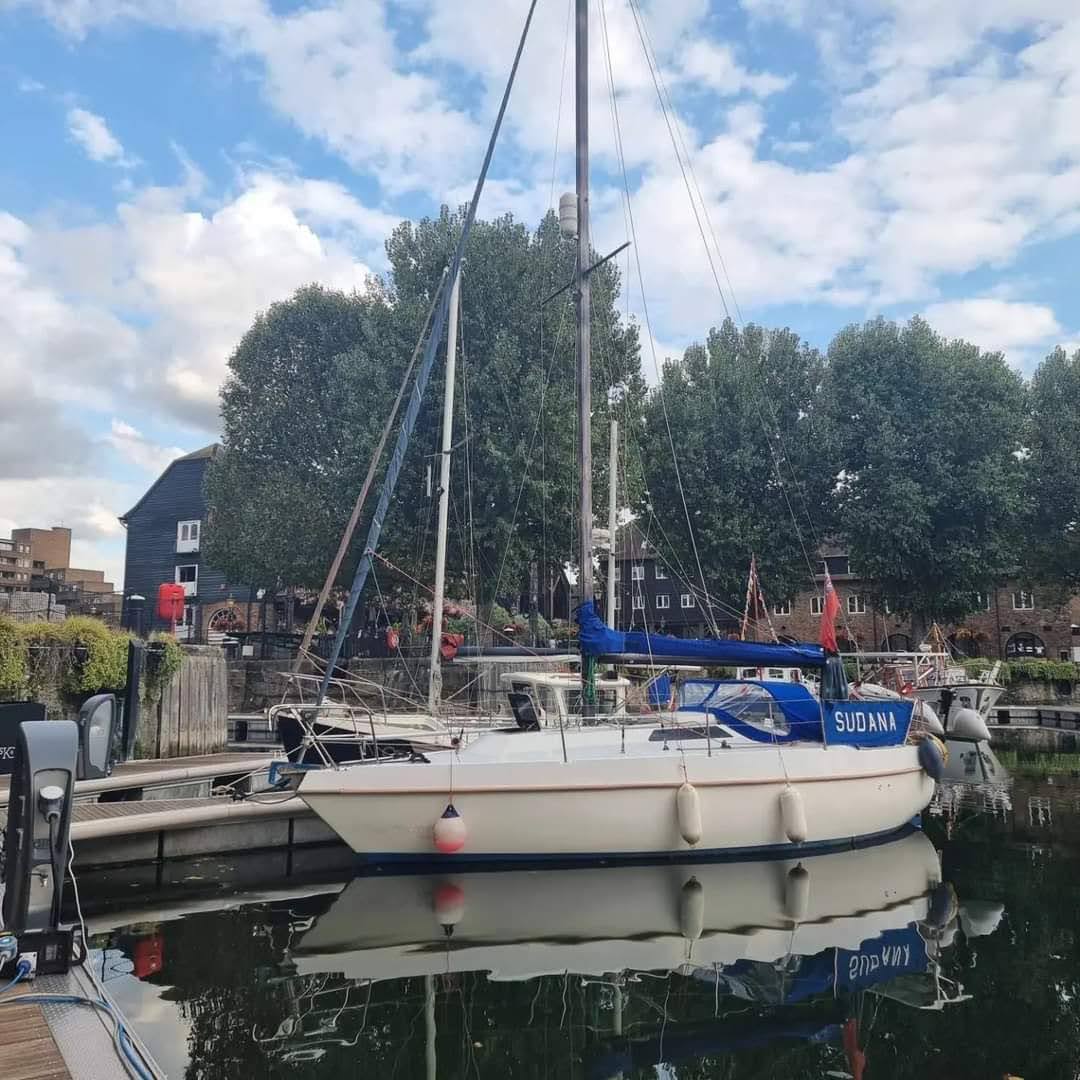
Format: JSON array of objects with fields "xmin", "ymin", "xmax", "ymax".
[{"xmin": 767, "ymin": 554, "xmax": 1080, "ymax": 662}]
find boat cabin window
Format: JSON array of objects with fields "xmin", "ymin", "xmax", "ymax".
[
  {"xmin": 679, "ymin": 680, "xmax": 721, "ymax": 708},
  {"xmin": 508, "ymin": 681, "xmax": 548, "ymax": 718},
  {"xmin": 649, "ymin": 724, "xmax": 733, "ymax": 742}
]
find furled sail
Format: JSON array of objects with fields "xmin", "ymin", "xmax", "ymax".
[{"xmin": 577, "ymin": 600, "xmax": 828, "ymax": 667}]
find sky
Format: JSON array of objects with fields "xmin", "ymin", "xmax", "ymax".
[{"xmin": 2, "ymin": 0, "xmax": 1080, "ymax": 590}]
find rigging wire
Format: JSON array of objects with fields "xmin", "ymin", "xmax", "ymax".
[
  {"xmin": 548, "ymin": 0, "xmax": 575, "ymax": 211},
  {"xmin": 624, "ymin": 0, "xmax": 858, "ymax": 644},
  {"xmin": 596, "ymin": 0, "xmax": 721, "ymax": 637},
  {"xmin": 488, "ymin": 296, "xmax": 573, "ymax": 615}
]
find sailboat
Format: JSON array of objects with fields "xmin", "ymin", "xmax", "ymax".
[{"xmin": 289, "ymin": 0, "xmax": 940, "ymax": 862}]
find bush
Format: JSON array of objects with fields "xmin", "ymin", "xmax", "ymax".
[
  {"xmin": 0, "ymin": 616, "xmax": 183, "ymax": 707},
  {"xmin": 143, "ymin": 634, "xmax": 184, "ymax": 704},
  {"xmin": 0, "ymin": 617, "xmax": 27, "ymax": 697},
  {"xmin": 961, "ymin": 658, "xmax": 1080, "ymax": 685}
]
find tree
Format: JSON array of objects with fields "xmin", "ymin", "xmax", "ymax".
[
  {"xmin": 820, "ymin": 316, "xmax": 1027, "ymax": 632},
  {"xmin": 378, "ymin": 207, "xmax": 645, "ymax": 612},
  {"xmin": 204, "ymin": 282, "xmax": 411, "ymax": 589},
  {"xmin": 1024, "ymin": 347, "xmax": 1080, "ymax": 589},
  {"xmin": 638, "ymin": 319, "xmax": 831, "ymax": 631},
  {"xmin": 205, "ymin": 208, "xmax": 645, "ymax": 618}
]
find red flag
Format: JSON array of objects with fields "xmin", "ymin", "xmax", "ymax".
[{"xmin": 820, "ymin": 569, "xmax": 841, "ymax": 653}]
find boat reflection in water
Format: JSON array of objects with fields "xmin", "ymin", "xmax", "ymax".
[{"xmin": 252, "ymin": 829, "xmax": 1002, "ymax": 1071}]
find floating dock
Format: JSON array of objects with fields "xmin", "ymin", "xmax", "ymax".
[
  {"xmin": 0, "ymin": 750, "xmax": 336, "ymax": 869},
  {"xmin": 3, "ymin": 963, "xmax": 163, "ymax": 1079}
]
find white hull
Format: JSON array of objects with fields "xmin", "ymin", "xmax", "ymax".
[
  {"xmin": 298, "ymin": 729, "xmax": 935, "ymax": 861},
  {"xmin": 294, "ymin": 830, "xmax": 942, "ymax": 981}
]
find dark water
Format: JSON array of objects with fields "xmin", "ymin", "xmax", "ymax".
[{"xmin": 75, "ymin": 776, "xmax": 1080, "ymax": 1079}]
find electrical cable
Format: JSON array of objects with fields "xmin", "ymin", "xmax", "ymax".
[
  {"xmin": 0, "ymin": 958, "xmax": 31, "ymax": 994},
  {"xmin": 65, "ymin": 839, "xmax": 157, "ymax": 1079}
]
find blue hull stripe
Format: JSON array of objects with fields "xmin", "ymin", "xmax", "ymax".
[{"xmin": 353, "ymin": 822, "xmax": 921, "ymax": 874}]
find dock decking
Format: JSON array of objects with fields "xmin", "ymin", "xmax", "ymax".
[
  {"xmin": 1, "ymin": 965, "xmax": 163, "ymax": 1079},
  {"xmin": 0, "ymin": 989, "xmax": 69, "ymax": 1080}
]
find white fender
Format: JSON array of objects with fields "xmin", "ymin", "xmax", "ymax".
[
  {"xmin": 915, "ymin": 699, "xmax": 945, "ymax": 736},
  {"xmin": 676, "ymin": 782, "xmax": 703, "ymax": 846},
  {"xmin": 780, "ymin": 784, "xmax": 807, "ymax": 844},
  {"xmin": 679, "ymin": 876, "xmax": 704, "ymax": 942},
  {"xmin": 433, "ymin": 804, "xmax": 467, "ymax": 853},
  {"xmin": 784, "ymin": 864, "xmax": 810, "ymax": 923},
  {"xmin": 950, "ymin": 707, "xmax": 991, "ymax": 743}
]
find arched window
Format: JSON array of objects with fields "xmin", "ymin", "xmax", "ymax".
[
  {"xmin": 880, "ymin": 633, "xmax": 913, "ymax": 652},
  {"xmin": 949, "ymin": 631, "xmax": 986, "ymax": 660},
  {"xmin": 207, "ymin": 605, "xmax": 244, "ymax": 643},
  {"xmin": 1005, "ymin": 632, "xmax": 1045, "ymax": 659},
  {"xmin": 835, "ymin": 636, "xmax": 857, "ymax": 654}
]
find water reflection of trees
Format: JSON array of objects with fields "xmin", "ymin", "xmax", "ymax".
[{"xmin": 130, "ymin": 809, "xmax": 1080, "ymax": 1079}]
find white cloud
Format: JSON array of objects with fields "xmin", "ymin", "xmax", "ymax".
[
  {"xmin": 66, "ymin": 106, "xmax": 129, "ymax": 164},
  {"xmin": 922, "ymin": 298, "xmax": 1064, "ymax": 364},
  {"xmin": 11, "ymin": 170, "xmax": 382, "ymax": 428},
  {"xmin": 0, "ymin": 160, "xmax": 389, "ymax": 588},
  {"xmin": 104, "ymin": 420, "xmax": 186, "ymax": 474}
]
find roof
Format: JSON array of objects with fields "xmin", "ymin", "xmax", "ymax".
[
  {"xmin": 119, "ymin": 442, "xmax": 222, "ymax": 523},
  {"xmin": 614, "ymin": 521, "xmax": 655, "ymax": 561}
]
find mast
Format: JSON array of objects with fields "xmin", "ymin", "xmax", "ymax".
[
  {"xmin": 428, "ymin": 268, "xmax": 461, "ymax": 715},
  {"xmin": 576, "ymin": 0, "xmax": 596, "ymax": 709},
  {"xmin": 606, "ymin": 418, "xmax": 618, "ymax": 629}
]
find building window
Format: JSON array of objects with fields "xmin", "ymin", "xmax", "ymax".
[
  {"xmin": 656, "ymin": 594, "xmax": 670, "ymax": 610},
  {"xmin": 176, "ymin": 564, "xmax": 198, "ymax": 596},
  {"xmin": 824, "ymin": 555, "xmax": 850, "ymax": 577},
  {"xmin": 654, "ymin": 565, "xmax": 668, "ymax": 580},
  {"xmin": 631, "ymin": 564, "xmax": 645, "ymax": 581},
  {"xmin": 1011, "ymin": 591, "xmax": 1035, "ymax": 610},
  {"xmin": 847, "ymin": 595, "xmax": 866, "ymax": 615},
  {"xmin": 681, "ymin": 593, "xmax": 696, "ymax": 609},
  {"xmin": 1006, "ymin": 631, "xmax": 1044, "ymax": 658},
  {"xmin": 177, "ymin": 519, "xmax": 201, "ymax": 554},
  {"xmin": 613, "ymin": 595, "xmax": 621, "ymax": 610},
  {"xmin": 882, "ymin": 599, "xmax": 891, "ymax": 614},
  {"xmin": 810, "ymin": 596, "xmax": 823, "ymax": 616},
  {"xmin": 632, "ymin": 594, "xmax": 645, "ymax": 610},
  {"xmin": 976, "ymin": 592, "xmax": 993, "ymax": 611},
  {"xmin": 773, "ymin": 600, "xmax": 791, "ymax": 616}
]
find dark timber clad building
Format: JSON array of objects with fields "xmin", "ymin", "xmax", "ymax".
[{"xmin": 119, "ymin": 444, "xmax": 256, "ymax": 641}]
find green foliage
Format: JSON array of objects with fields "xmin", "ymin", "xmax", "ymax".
[
  {"xmin": 960, "ymin": 658, "xmax": 1080, "ymax": 684},
  {"xmin": 0, "ymin": 617, "xmax": 27, "ymax": 698},
  {"xmin": 640, "ymin": 319, "xmax": 829, "ymax": 617},
  {"xmin": 1025, "ymin": 347, "xmax": 1080, "ymax": 588},
  {"xmin": 1008, "ymin": 659, "xmax": 1079, "ymax": 683},
  {"xmin": 0, "ymin": 617, "xmax": 185, "ymax": 708},
  {"xmin": 205, "ymin": 208, "xmax": 645, "ymax": 606},
  {"xmin": 820, "ymin": 316, "xmax": 1028, "ymax": 627},
  {"xmin": 22, "ymin": 617, "xmax": 129, "ymax": 697},
  {"xmin": 205, "ymin": 282, "xmax": 399, "ymax": 588},
  {"xmin": 143, "ymin": 634, "xmax": 184, "ymax": 704}
]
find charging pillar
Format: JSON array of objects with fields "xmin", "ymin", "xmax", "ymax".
[{"xmin": 2, "ymin": 720, "xmax": 78, "ymax": 933}]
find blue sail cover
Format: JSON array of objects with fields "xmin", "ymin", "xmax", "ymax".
[{"xmin": 577, "ymin": 600, "xmax": 827, "ymax": 668}]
